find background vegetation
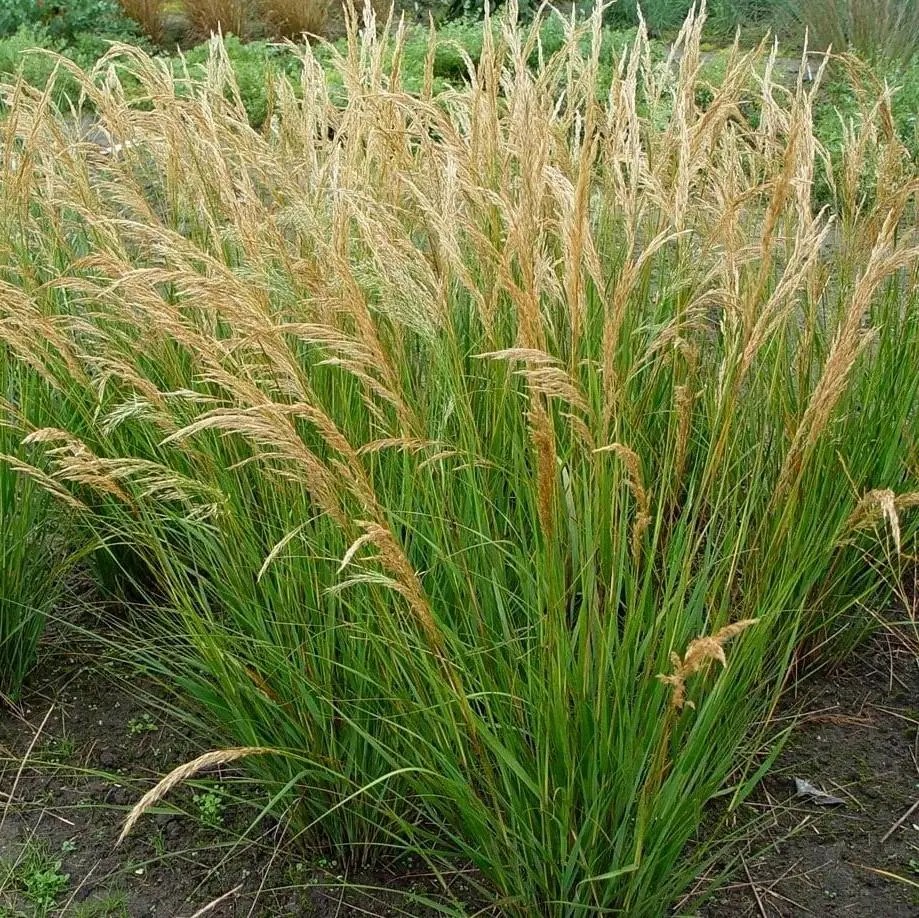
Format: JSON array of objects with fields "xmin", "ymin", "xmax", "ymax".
[{"xmin": 0, "ymin": 0, "xmax": 916, "ymax": 164}]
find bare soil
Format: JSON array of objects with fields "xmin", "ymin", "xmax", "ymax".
[{"xmin": 702, "ymin": 635, "xmax": 919, "ymax": 917}]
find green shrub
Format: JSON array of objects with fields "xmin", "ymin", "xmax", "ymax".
[
  {"xmin": 603, "ymin": 0, "xmax": 693, "ymax": 31},
  {"xmin": 0, "ymin": 0, "xmax": 149, "ymax": 106},
  {"xmin": 0, "ymin": 26, "xmax": 73, "ymax": 97},
  {"xmin": 0, "ymin": 23, "xmax": 150, "ymax": 105},
  {"xmin": 0, "ymin": 0, "xmax": 142, "ymax": 47}
]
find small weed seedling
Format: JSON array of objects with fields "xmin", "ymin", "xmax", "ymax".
[
  {"xmin": 72, "ymin": 891, "xmax": 130, "ymax": 918},
  {"xmin": 40, "ymin": 736, "xmax": 75, "ymax": 765},
  {"xmin": 12, "ymin": 842, "xmax": 70, "ymax": 915},
  {"xmin": 193, "ymin": 784, "xmax": 225, "ymax": 829},
  {"xmin": 127, "ymin": 714, "xmax": 158, "ymax": 736},
  {"xmin": 150, "ymin": 828, "xmax": 167, "ymax": 858}
]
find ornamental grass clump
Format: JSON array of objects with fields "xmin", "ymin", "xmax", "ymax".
[
  {"xmin": 259, "ymin": 0, "xmax": 330, "ymax": 39},
  {"xmin": 0, "ymin": 3, "xmax": 917, "ymax": 913},
  {"xmin": 784, "ymin": 0, "xmax": 919, "ymax": 64}
]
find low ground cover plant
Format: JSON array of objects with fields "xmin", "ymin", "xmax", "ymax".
[{"xmin": 0, "ymin": 4, "xmax": 917, "ymax": 915}]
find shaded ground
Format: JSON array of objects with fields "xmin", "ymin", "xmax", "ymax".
[{"xmin": 702, "ymin": 634, "xmax": 919, "ymax": 917}]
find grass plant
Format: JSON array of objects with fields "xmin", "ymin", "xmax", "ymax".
[
  {"xmin": 118, "ymin": 0, "xmax": 167, "ymax": 44},
  {"xmin": 259, "ymin": 0, "xmax": 330, "ymax": 39},
  {"xmin": 782, "ymin": 0, "xmax": 919, "ymax": 63},
  {"xmin": 0, "ymin": 3, "xmax": 917, "ymax": 913},
  {"xmin": 184, "ymin": 0, "xmax": 249, "ymax": 39},
  {"xmin": 0, "ymin": 354, "xmax": 70, "ymax": 701}
]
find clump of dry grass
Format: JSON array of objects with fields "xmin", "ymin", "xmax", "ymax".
[
  {"xmin": 0, "ymin": 2, "xmax": 917, "ymax": 913},
  {"xmin": 184, "ymin": 0, "xmax": 330, "ymax": 41},
  {"xmin": 260, "ymin": 0, "xmax": 330, "ymax": 39},
  {"xmin": 118, "ymin": 0, "xmax": 167, "ymax": 43},
  {"xmin": 185, "ymin": 0, "xmax": 249, "ymax": 39}
]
